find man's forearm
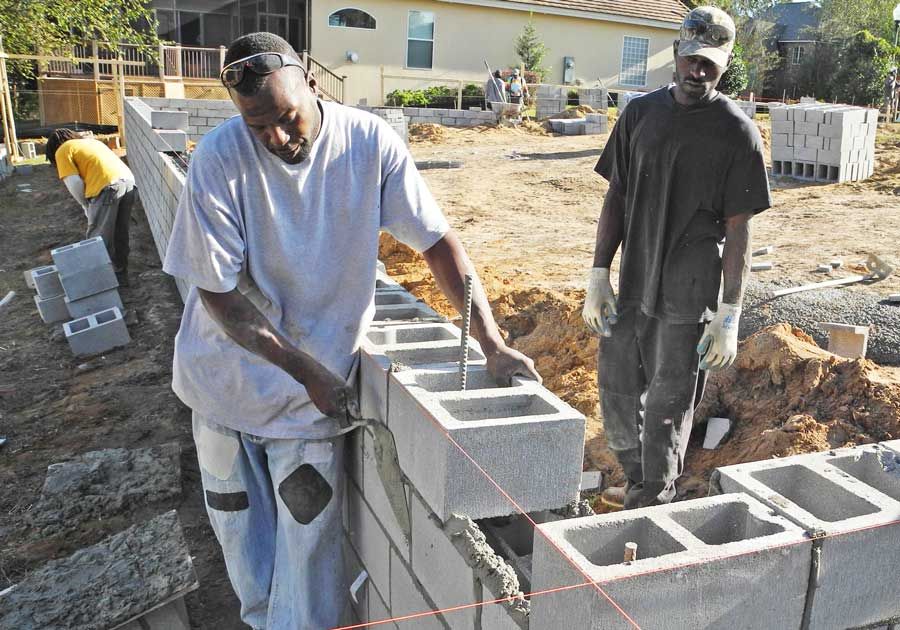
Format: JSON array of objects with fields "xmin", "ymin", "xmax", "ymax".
[
  {"xmin": 421, "ymin": 232, "xmax": 505, "ymax": 355},
  {"xmin": 721, "ymin": 214, "xmax": 753, "ymax": 305},
  {"xmin": 198, "ymin": 287, "xmax": 319, "ymax": 384},
  {"xmin": 592, "ymin": 186, "xmax": 625, "ymax": 268}
]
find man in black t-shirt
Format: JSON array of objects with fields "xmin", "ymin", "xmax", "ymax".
[{"xmin": 582, "ymin": 6, "xmax": 771, "ymax": 510}]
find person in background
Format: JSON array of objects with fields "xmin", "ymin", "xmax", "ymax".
[
  {"xmin": 45, "ymin": 129, "xmax": 136, "ymax": 281},
  {"xmin": 506, "ymin": 68, "xmax": 529, "ymax": 105},
  {"xmin": 485, "ymin": 69, "xmax": 506, "ymax": 109},
  {"xmin": 883, "ymin": 69, "xmax": 896, "ymax": 123}
]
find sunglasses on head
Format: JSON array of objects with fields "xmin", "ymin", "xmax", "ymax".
[
  {"xmin": 220, "ymin": 52, "xmax": 306, "ymax": 88},
  {"xmin": 681, "ymin": 18, "xmax": 734, "ymax": 45}
]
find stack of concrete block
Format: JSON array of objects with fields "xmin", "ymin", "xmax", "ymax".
[
  {"xmin": 549, "ymin": 113, "xmax": 608, "ymax": 136},
  {"xmin": 44, "ymin": 237, "xmax": 130, "ymax": 355},
  {"xmin": 141, "ymin": 97, "xmax": 238, "ymax": 143},
  {"xmin": 29, "ymin": 265, "xmax": 68, "ymax": 324},
  {"xmin": 531, "ymin": 494, "xmax": 811, "ymax": 628},
  {"xmin": 578, "ymin": 87, "xmax": 608, "ymax": 112},
  {"xmin": 734, "ymin": 99, "xmax": 757, "ymax": 119},
  {"xmin": 714, "ymin": 441, "xmax": 900, "ymax": 629},
  {"xmin": 367, "ymin": 106, "xmax": 409, "ymax": 143},
  {"xmin": 378, "ymin": 106, "xmax": 498, "ymax": 129},
  {"xmin": 535, "ymin": 84, "xmax": 568, "ymax": 119},
  {"xmin": 770, "ymin": 103, "xmax": 878, "ymax": 183},
  {"xmin": 617, "ymin": 91, "xmax": 644, "ymax": 113}
]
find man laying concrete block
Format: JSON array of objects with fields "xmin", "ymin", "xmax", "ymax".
[
  {"xmin": 162, "ymin": 32, "xmax": 540, "ymax": 630},
  {"xmin": 582, "ymin": 6, "xmax": 771, "ymax": 510}
]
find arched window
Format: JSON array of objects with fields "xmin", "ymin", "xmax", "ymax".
[{"xmin": 328, "ymin": 8, "xmax": 376, "ymax": 29}]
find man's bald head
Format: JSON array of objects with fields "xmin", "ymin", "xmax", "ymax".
[{"xmin": 223, "ymin": 32, "xmax": 303, "ymax": 97}]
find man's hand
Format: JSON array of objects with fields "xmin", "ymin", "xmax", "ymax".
[
  {"xmin": 303, "ymin": 361, "xmax": 360, "ymax": 420},
  {"xmin": 582, "ymin": 268, "xmax": 618, "ymax": 337},
  {"xmin": 485, "ymin": 344, "xmax": 542, "ymax": 386},
  {"xmin": 697, "ymin": 303, "xmax": 741, "ymax": 370}
]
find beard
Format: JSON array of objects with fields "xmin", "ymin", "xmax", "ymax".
[{"xmin": 273, "ymin": 138, "xmax": 312, "ymax": 164}]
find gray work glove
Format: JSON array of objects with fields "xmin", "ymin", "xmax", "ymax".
[{"xmin": 582, "ymin": 268, "xmax": 618, "ymax": 337}]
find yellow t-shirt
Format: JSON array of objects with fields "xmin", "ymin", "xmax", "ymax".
[{"xmin": 54, "ymin": 138, "xmax": 132, "ymax": 199}]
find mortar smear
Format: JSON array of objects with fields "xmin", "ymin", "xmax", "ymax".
[{"xmin": 445, "ymin": 514, "xmax": 529, "ymax": 628}]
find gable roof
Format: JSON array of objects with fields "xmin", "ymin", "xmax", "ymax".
[
  {"xmin": 438, "ymin": 0, "xmax": 689, "ymax": 28},
  {"xmin": 765, "ymin": 1, "xmax": 820, "ymax": 41}
]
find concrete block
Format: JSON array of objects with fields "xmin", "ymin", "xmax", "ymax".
[
  {"xmin": 367, "ymin": 583, "xmax": 395, "ymax": 628},
  {"xmin": 771, "ymin": 146, "xmax": 794, "ymax": 162},
  {"xmin": 387, "ymin": 370, "xmax": 585, "ymax": 521},
  {"xmin": 772, "ymin": 133, "xmax": 789, "ymax": 147},
  {"xmin": 819, "ymin": 321, "xmax": 869, "ymax": 358},
  {"xmin": 371, "ymin": 302, "xmax": 445, "ymax": 326},
  {"xmin": 150, "ymin": 109, "xmax": 189, "ymax": 131},
  {"xmin": 31, "ymin": 265, "xmax": 64, "ymax": 298},
  {"xmin": 51, "ymin": 236, "xmax": 111, "ymax": 277},
  {"xmin": 769, "ymin": 106, "xmax": 789, "ymax": 122},
  {"xmin": 23, "ymin": 266, "xmax": 41, "ymax": 289},
  {"xmin": 117, "ymin": 598, "xmax": 190, "ymax": 630},
  {"xmin": 360, "ymin": 428, "xmax": 413, "ymax": 560},
  {"xmin": 795, "ymin": 147, "xmax": 819, "ymax": 162},
  {"xmin": 345, "ymin": 480, "xmax": 391, "ymax": 600},
  {"xmin": 389, "ymin": 548, "xmax": 447, "ymax": 630},
  {"xmin": 805, "ymin": 109, "xmax": 826, "ymax": 124},
  {"xmin": 715, "ymin": 450, "xmax": 900, "ymax": 629},
  {"xmin": 58, "ymin": 263, "xmax": 118, "ymax": 301},
  {"xmin": 531, "ymin": 493, "xmax": 810, "ymax": 630},
  {"xmin": 65, "ymin": 288, "xmax": 123, "ymax": 319},
  {"xmin": 34, "ymin": 293, "xmax": 69, "ymax": 324},
  {"xmin": 409, "ymin": 491, "xmax": 480, "ymax": 628},
  {"xmin": 359, "ymin": 324, "xmax": 485, "ymax": 423},
  {"xmin": 772, "ymin": 120, "xmax": 793, "ymax": 134},
  {"xmin": 805, "ymin": 135, "xmax": 824, "ymax": 150},
  {"xmin": 63, "ymin": 307, "xmax": 130, "ymax": 356},
  {"xmin": 795, "ymin": 121, "xmax": 819, "ymax": 135},
  {"xmin": 374, "ymin": 291, "xmax": 418, "ymax": 307}
]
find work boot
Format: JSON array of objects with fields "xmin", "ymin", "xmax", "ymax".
[{"xmin": 600, "ymin": 485, "xmax": 625, "ymax": 511}]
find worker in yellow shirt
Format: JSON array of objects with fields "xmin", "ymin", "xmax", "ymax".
[{"xmin": 46, "ymin": 129, "xmax": 136, "ymax": 279}]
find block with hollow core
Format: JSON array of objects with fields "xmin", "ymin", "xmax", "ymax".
[
  {"xmin": 359, "ymin": 324, "xmax": 486, "ymax": 423},
  {"xmin": 65, "ymin": 288, "xmax": 124, "ymax": 319},
  {"xmin": 34, "ymin": 293, "xmax": 69, "ymax": 324},
  {"xmin": 51, "ymin": 237, "xmax": 111, "ymax": 278},
  {"xmin": 386, "ymin": 372, "xmax": 585, "ymax": 521},
  {"xmin": 530, "ymin": 494, "xmax": 810, "ymax": 630},
  {"xmin": 714, "ymin": 451, "xmax": 900, "ymax": 629},
  {"xmin": 373, "ymin": 291, "xmax": 418, "ymax": 307},
  {"xmin": 371, "ymin": 302, "xmax": 445, "ymax": 326},
  {"xmin": 24, "ymin": 267, "xmax": 40, "ymax": 289},
  {"xmin": 31, "ymin": 265, "xmax": 63, "ymax": 299},
  {"xmin": 64, "ymin": 307, "xmax": 130, "ymax": 356},
  {"xmin": 58, "ymin": 262, "xmax": 118, "ymax": 301},
  {"xmin": 374, "ymin": 270, "xmax": 406, "ymax": 292},
  {"xmin": 818, "ymin": 321, "xmax": 870, "ymax": 358}
]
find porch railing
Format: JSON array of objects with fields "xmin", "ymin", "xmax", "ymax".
[{"xmin": 43, "ymin": 41, "xmax": 344, "ymax": 103}]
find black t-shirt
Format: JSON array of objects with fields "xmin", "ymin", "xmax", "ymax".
[{"xmin": 595, "ymin": 87, "xmax": 771, "ymax": 323}]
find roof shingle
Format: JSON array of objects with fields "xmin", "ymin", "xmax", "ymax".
[{"xmin": 493, "ymin": 0, "xmax": 689, "ymax": 25}]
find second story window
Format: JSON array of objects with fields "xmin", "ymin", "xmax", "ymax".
[{"xmin": 328, "ymin": 8, "xmax": 376, "ymax": 29}]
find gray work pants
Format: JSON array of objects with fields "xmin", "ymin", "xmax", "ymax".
[
  {"xmin": 598, "ymin": 307, "xmax": 706, "ymax": 509},
  {"xmin": 85, "ymin": 179, "xmax": 136, "ymax": 273}
]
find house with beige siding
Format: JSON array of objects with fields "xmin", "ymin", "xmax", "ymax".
[{"xmin": 148, "ymin": 0, "xmax": 686, "ymax": 105}]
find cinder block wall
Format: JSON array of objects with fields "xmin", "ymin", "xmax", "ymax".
[
  {"xmin": 140, "ymin": 98, "xmax": 238, "ymax": 143},
  {"xmin": 123, "ymin": 98, "xmax": 189, "ymax": 300}
]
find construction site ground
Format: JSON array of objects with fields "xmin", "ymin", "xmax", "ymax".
[{"xmin": 1, "ymin": 115, "xmax": 899, "ymax": 628}]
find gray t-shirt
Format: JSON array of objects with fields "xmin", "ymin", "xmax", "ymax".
[
  {"xmin": 163, "ymin": 100, "xmax": 450, "ymax": 438},
  {"xmin": 595, "ymin": 86, "xmax": 771, "ymax": 323}
]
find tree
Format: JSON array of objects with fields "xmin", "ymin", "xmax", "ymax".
[
  {"xmin": 0, "ymin": 0, "xmax": 159, "ymax": 62},
  {"xmin": 818, "ymin": 0, "xmax": 896, "ymax": 43},
  {"xmin": 831, "ymin": 30, "xmax": 897, "ymax": 105},
  {"xmin": 514, "ymin": 20, "xmax": 550, "ymax": 81},
  {"xmin": 719, "ymin": 43, "xmax": 749, "ymax": 95}
]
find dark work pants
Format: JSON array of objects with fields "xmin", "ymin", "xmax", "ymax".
[
  {"xmin": 598, "ymin": 307, "xmax": 707, "ymax": 509},
  {"xmin": 86, "ymin": 180, "xmax": 136, "ymax": 273}
]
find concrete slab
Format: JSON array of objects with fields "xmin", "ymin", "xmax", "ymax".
[
  {"xmin": 530, "ymin": 494, "xmax": 810, "ymax": 629},
  {"xmin": 58, "ymin": 262, "xmax": 118, "ymax": 301},
  {"xmin": 31, "ymin": 265, "xmax": 63, "ymax": 299},
  {"xmin": 65, "ymin": 288, "xmax": 124, "ymax": 319},
  {"xmin": 51, "ymin": 236, "xmax": 111, "ymax": 277},
  {"xmin": 387, "ymin": 372, "xmax": 585, "ymax": 521},
  {"xmin": 64, "ymin": 306, "xmax": 131, "ymax": 356},
  {"xmin": 715, "ymin": 449, "xmax": 900, "ymax": 629},
  {"xmin": 0, "ymin": 510, "xmax": 198, "ymax": 629}
]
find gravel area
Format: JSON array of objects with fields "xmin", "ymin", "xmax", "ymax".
[{"xmin": 741, "ymin": 279, "xmax": 900, "ymax": 365}]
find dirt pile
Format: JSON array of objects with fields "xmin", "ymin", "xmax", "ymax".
[
  {"xmin": 687, "ymin": 323, "xmax": 900, "ymax": 488},
  {"xmin": 408, "ymin": 123, "xmax": 447, "ymax": 144}
]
